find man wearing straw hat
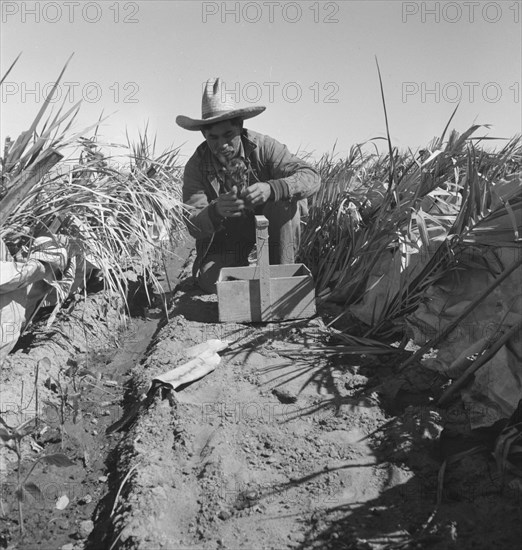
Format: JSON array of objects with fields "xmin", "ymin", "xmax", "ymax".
[{"xmin": 177, "ymin": 78, "xmax": 321, "ymax": 294}]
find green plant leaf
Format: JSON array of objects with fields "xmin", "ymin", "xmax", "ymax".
[
  {"xmin": 0, "ymin": 415, "xmax": 12, "ymax": 429},
  {"xmin": 42, "ymin": 399, "xmax": 59, "ymax": 412},
  {"xmin": 415, "ymin": 209, "xmax": 431, "ymax": 250},
  {"xmin": 41, "ymin": 453, "xmax": 74, "ymax": 467},
  {"xmin": 14, "ymin": 417, "xmax": 38, "ymax": 438},
  {"xmin": 23, "ymin": 482, "xmax": 43, "ymax": 501},
  {"xmin": 38, "ymin": 357, "xmax": 52, "ymax": 370},
  {"xmin": 0, "ymin": 426, "xmax": 13, "ymax": 442},
  {"xmin": 0, "ymin": 52, "xmax": 22, "ymax": 86},
  {"xmin": 495, "ymin": 426, "xmax": 521, "ymax": 476}
]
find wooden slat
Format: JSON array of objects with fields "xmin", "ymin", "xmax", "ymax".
[
  {"xmin": 255, "ymin": 215, "xmax": 271, "ymax": 320},
  {"xmin": 218, "ymin": 264, "xmax": 310, "ymax": 282},
  {"xmin": 269, "ymin": 264, "xmax": 310, "ymax": 278},
  {"xmin": 218, "ymin": 266, "xmax": 257, "ymax": 281}
]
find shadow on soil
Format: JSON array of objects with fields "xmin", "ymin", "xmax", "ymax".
[
  {"xmin": 83, "ymin": 278, "xmax": 522, "ymax": 550},
  {"xmin": 186, "ymin": 281, "xmax": 521, "ymax": 549}
]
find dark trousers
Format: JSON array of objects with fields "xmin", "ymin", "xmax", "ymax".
[{"xmin": 197, "ymin": 200, "xmax": 303, "ymax": 294}]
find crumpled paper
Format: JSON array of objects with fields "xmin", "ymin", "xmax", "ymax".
[
  {"xmin": 151, "ymin": 339, "xmax": 229, "ymax": 391},
  {"xmin": 106, "ymin": 339, "xmax": 230, "ymax": 434}
]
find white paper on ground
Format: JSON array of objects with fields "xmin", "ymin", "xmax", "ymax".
[
  {"xmin": 55, "ymin": 494, "xmax": 70, "ymax": 510},
  {"xmin": 183, "ymin": 339, "xmax": 230, "ymax": 358},
  {"xmin": 151, "ymin": 339, "xmax": 230, "ymax": 391}
]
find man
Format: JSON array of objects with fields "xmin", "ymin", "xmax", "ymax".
[{"xmin": 177, "ymin": 78, "xmax": 321, "ymax": 293}]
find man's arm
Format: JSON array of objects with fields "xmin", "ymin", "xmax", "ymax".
[
  {"xmin": 261, "ymin": 136, "xmax": 321, "ymax": 201},
  {"xmin": 182, "ymin": 156, "xmax": 224, "ymax": 240},
  {"xmin": 183, "ymin": 156, "xmax": 249, "ymax": 239}
]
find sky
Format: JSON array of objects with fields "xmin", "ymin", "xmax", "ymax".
[{"xmin": 1, "ymin": 0, "xmax": 521, "ymax": 165}]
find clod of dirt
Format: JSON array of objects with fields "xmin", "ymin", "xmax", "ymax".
[
  {"xmin": 78, "ymin": 519, "xmax": 94, "ymax": 538},
  {"xmin": 217, "ymin": 509, "xmax": 232, "ymax": 520},
  {"xmin": 272, "ymin": 387, "xmax": 298, "ymax": 404},
  {"xmin": 78, "ymin": 494, "xmax": 92, "ymax": 505}
]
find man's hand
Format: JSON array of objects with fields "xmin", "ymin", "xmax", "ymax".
[
  {"xmin": 215, "ymin": 186, "xmax": 245, "ymax": 218},
  {"xmin": 241, "ymin": 182, "xmax": 271, "ymax": 207}
]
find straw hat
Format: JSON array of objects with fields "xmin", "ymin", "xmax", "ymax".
[{"xmin": 176, "ymin": 77, "xmax": 266, "ymax": 131}]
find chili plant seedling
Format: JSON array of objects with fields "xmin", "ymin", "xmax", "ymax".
[{"xmin": 0, "ymin": 414, "xmax": 74, "ymax": 537}]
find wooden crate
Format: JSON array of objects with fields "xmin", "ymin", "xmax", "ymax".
[{"xmin": 216, "ymin": 215, "xmax": 316, "ymax": 323}]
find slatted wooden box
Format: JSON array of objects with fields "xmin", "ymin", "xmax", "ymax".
[{"xmin": 216, "ymin": 216, "xmax": 316, "ymax": 323}]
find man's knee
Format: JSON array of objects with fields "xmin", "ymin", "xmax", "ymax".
[
  {"xmin": 198, "ymin": 260, "xmax": 220, "ymax": 294},
  {"xmin": 263, "ymin": 200, "xmax": 297, "ymax": 225},
  {"xmin": 263, "ymin": 201, "xmax": 301, "ymax": 264}
]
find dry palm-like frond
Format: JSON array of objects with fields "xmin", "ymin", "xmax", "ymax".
[
  {"xmin": 299, "ymin": 63, "xmax": 521, "ymax": 340},
  {"xmin": 2, "ymin": 133, "xmax": 187, "ymax": 310},
  {"xmin": 298, "ymin": 144, "xmax": 381, "ymax": 294},
  {"xmin": 1, "ymin": 55, "xmax": 81, "ymax": 216},
  {"xmin": 300, "ymin": 126, "xmax": 521, "ymax": 339},
  {"xmin": 1, "ymin": 57, "xmax": 186, "ymax": 338},
  {"xmin": 0, "ymin": 52, "xmax": 22, "ymax": 87},
  {"xmin": 387, "ymin": 138, "xmax": 521, "ymax": 338}
]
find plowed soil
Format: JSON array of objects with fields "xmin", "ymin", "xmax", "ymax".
[{"xmin": 1, "ymin": 245, "xmax": 521, "ymax": 550}]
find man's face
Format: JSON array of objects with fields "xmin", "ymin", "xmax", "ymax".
[{"xmin": 203, "ymin": 120, "xmax": 242, "ymax": 165}]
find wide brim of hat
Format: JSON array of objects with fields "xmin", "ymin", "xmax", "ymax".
[{"xmin": 176, "ymin": 106, "xmax": 266, "ymax": 131}]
